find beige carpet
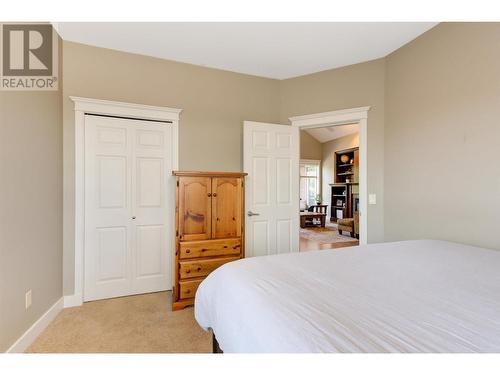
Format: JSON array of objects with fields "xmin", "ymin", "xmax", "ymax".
[{"xmin": 26, "ymin": 292, "xmax": 211, "ymax": 353}]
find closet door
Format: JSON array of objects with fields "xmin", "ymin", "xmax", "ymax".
[
  {"xmin": 178, "ymin": 177, "xmax": 212, "ymax": 241},
  {"xmin": 131, "ymin": 121, "xmax": 170, "ymax": 295},
  {"xmin": 84, "ymin": 116, "xmax": 132, "ymax": 301},
  {"xmin": 84, "ymin": 115, "xmax": 172, "ymax": 302},
  {"xmin": 211, "ymin": 177, "xmax": 242, "ymax": 239}
]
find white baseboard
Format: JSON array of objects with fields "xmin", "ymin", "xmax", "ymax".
[
  {"xmin": 63, "ymin": 293, "xmax": 83, "ymax": 308},
  {"xmin": 6, "ymin": 297, "xmax": 63, "ymax": 353}
]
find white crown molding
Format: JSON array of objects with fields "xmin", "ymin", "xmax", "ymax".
[
  {"xmin": 6, "ymin": 297, "xmax": 63, "ymax": 353},
  {"xmin": 70, "ymin": 96, "xmax": 183, "ymax": 121},
  {"xmin": 289, "ymin": 106, "xmax": 370, "ymax": 128}
]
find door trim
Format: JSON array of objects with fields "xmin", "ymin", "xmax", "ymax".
[
  {"xmin": 67, "ymin": 96, "xmax": 182, "ymax": 307},
  {"xmin": 289, "ymin": 106, "xmax": 370, "ymax": 245}
]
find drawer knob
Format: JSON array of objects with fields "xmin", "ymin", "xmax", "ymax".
[
  {"xmin": 186, "ymin": 249, "xmax": 191, "ymax": 253},
  {"xmin": 207, "ymin": 193, "xmax": 212, "ymax": 197},
  {"xmin": 197, "ymin": 267, "xmax": 201, "ymax": 271},
  {"xmin": 201, "ymin": 248, "xmax": 206, "ymax": 252},
  {"xmin": 223, "ymin": 245, "xmax": 228, "ymax": 248},
  {"xmin": 186, "ymin": 270, "xmax": 190, "ymax": 273}
]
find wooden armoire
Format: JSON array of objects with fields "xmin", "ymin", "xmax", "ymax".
[{"xmin": 172, "ymin": 171, "xmax": 247, "ymax": 310}]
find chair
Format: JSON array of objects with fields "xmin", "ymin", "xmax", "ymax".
[
  {"xmin": 353, "ymin": 211, "xmax": 359, "ymax": 239},
  {"xmin": 338, "ymin": 211, "xmax": 359, "ymax": 239}
]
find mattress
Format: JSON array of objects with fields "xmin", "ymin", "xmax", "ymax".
[{"xmin": 194, "ymin": 240, "xmax": 500, "ymax": 353}]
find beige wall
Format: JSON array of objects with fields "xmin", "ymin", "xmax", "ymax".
[
  {"xmin": 58, "ymin": 23, "xmax": 500, "ymax": 300},
  {"xmin": 300, "ymin": 130, "xmax": 322, "ymax": 160},
  {"xmin": 4, "ymin": 23, "xmax": 500, "ymax": 349},
  {"xmin": 384, "ymin": 23, "xmax": 500, "ymax": 250},
  {"xmin": 321, "ymin": 133, "xmax": 359, "ymax": 214},
  {"xmin": 279, "ymin": 59, "xmax": 386, "ymax": 243},
  {"xmin": 0, "ymin": 43, "xmax": 63, "ymax": 350},
  {"xmin": 62, "ymin": 50, "xmax": 386, "ymax": 296},
  {"xmin": 62, "ymin": 41, "xmax": 281, "ymax": 294}
]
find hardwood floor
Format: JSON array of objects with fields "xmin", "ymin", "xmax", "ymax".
[
  {"xmin": 299, "ymin": 236, "xmax": 359, "ymax": 251},
  {"xmin": 299, "ymin": 219, "xmax": 359, "ymax": 252}
]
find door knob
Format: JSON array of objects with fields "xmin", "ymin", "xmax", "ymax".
[
  {"xmin": 132, "ymin": 216, "xmax": 136, "ymax": 220},
  {"xmin": 247, "ymin": 211, "xmax": 260, "ymax": 217}
]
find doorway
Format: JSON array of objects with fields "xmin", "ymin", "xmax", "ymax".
[
  {"xmin": 290, "ymin": 107, "xmax": 369, "ymax": 248},
  {"xmin": 299, "ymin": 125, "xmax": 360, "ymax": 251},
  {"xmin": 243, "ymin": 106, "xmax": 369, "ymax": 257}
]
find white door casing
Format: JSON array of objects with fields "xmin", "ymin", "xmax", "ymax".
[
  {"xmin": 84, "ymin": 115, "xmax": 171, "ymax": 301},
  {"xmin": 68, "ymin": 97, "xmax": 181, "ymax": 308},
  {"xmin": 289, "ymin": 106, "xmax": 370, "ymax": 245},
  {"xmin": 243, "ymin": 121, "xmax": 300, "ymax": 257}
]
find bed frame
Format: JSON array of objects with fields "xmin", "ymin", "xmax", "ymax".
[{"xmin": 212, "ymin": 333, "xmax": 223, "ymax": 353}]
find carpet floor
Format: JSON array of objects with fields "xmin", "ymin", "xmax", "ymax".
[{"xmin": 26, "ymin": 292, "xmax": 211, "ymax": 353}]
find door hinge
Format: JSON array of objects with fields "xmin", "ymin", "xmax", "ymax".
[
  {"xmin": 176, "ymin": 230, "xmax": 179, "ymax": 237},
  {"xmin": 176, "ymin": 180, "xmax": 179, "ymax": 187}
]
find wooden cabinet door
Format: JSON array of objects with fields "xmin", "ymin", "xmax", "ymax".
[
  {"xmin": 353, "ymin": 149, "xmax": 359, "ymax": 183},
  {"xmin": 211, "ymin": 177, "xmax": 242, "ymax": 239},
  {"xmin": 178, "ymin": 177, "xmax": 212, "ymax": 241}
]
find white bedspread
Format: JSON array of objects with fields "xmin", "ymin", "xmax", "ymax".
[{"xmin": 194, "ymin": 240, "xmax": 500, "ymax": 353}]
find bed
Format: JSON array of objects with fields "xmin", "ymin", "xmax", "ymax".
[{"xmin": 194, "ymin": 240, "xmax": 500, "ymax": 353}]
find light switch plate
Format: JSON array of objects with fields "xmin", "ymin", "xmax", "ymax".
[
  {"xmin": 368, "ymin": 194, "xmax": 377, "ymax": 205},
  {"xmin": 25, "ymin": 289, "xmax": 32, "ymax": 310}
]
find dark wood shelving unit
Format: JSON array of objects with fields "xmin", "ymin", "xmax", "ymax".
[
  {"xmin": 335, "ymin": 147, "xmax": 359, "ymax": 184},
  {"xmin": 329, "ymin": 147, "xmax": 359, "ymax": 222},
  {"xmin": 329, "ymin": 184, "xmax": 347, "ymax": 222}
]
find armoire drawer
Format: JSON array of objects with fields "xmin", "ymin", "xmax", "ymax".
[
  {"xmin": 179, "ymin": 279, "xmax": 203, "ymax": 299},
  {"xmin": 179, "ymin": 256, "xmax": 240, "ymax": 279},
  {"xmin": 179, "ymin": 238, "xmax": 241, "ymax": 259}
]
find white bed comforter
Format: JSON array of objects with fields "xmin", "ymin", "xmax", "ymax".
[{"xmin": 194, "ymin": 240, "xmax": 500, "ymax": 353}]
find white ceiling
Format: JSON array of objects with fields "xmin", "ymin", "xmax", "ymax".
[
  {"xmin": 305, "ymin": 124, "xmax": 359, "ymax": 143},
  {"xmin": 54, "ymin": 22, "xmax": 437, "ymax": 79}
]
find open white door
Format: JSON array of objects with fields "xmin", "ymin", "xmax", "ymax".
[{"xmin": 243, "ymin": 121, "xmax": 299, "ymax": 257}]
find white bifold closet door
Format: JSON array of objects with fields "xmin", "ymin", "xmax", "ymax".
[{"xmin": 84, "ymin": 114, "xmax": 171, "ymax": 302}]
